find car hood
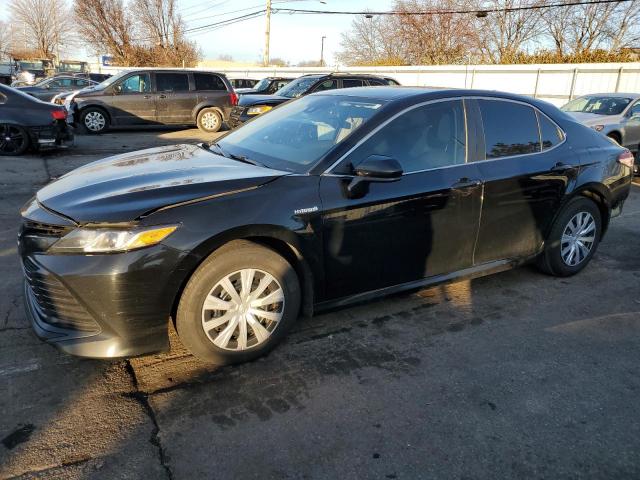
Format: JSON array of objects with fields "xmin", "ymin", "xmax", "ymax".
[
  {"xmin": 235, "ymin": 88, "xmax": 260, "ymax": 94},
  {"xmin": 16, "ymin": 86, "xmax": 41, "ymax": 93},
  {"xmin": 238, "ymin": 94, "xmax": 289, "ymax": 107},
  {"xmin": 565, "ymin": 111, "xmax": 621, "ymax": 126},
  {"xmin": 37, "ymin": 144, "xmax": 289, "ymax": 224}
]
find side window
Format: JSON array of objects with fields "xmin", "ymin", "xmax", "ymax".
[
  {"xmin": 343, "ymin": 79, "xmax": 365, "ymax": 88},
  {"xmin": 367, "ymin": 79, "xmax": 385, "ymax": 86},
  {"xmin": 194, "ymin": 73, "xmax": 226, "ymax": 91},
  {"xmin": 313, "ymin": 79, "xmax": 338, "ymax": 92},
  {"xmin": 479, "ymin": 99, "xmax": 540, "ymax": 158},
  {"xmin": 156, "ymin": 73, "xmax": 190, "ymax": 92},
  {"xmin": 75, "ymin": 79, "xmax": 89, "ymax": 87},
  {"xmin": 47, "ymin": 80, "xmax": 61, "ymax": 88},
  {"xmin": 630, "ymin": 101, "xmax": 640, "ymax": 117},
  {"xmin": 58, "ymin": 78, "xmax": 74, "ymax": 87},
  {"xmin": 537, "ymin": 111, "xmax": 564, "ymax": 151},
  {"xmin": 347, "ymin": 100, "xmax": 466, "ymax": 174},
  {"xmin": 119, "ymin": 74, "xmax": 151, "ymax": 93}
]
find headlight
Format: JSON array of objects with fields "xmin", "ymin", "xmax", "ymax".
[
  {"xmin": 593, "ymin": 125, "xmax": 605, "ymax": 132},
  {"xmin": 247, "ymin": 105, "xmax": 272, "ymax": 115},
  {"xmin": 49, "ymin": 225, "xmax": 178, "ymax": 253}
]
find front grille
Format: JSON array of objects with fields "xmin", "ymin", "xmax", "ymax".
[
  {"xmin": 229, "ymin": 106, "xmax": 244, "ymax": 123},
  {"xmin": 23, "ymin": 257, "xmax": 99, "ymax": 333},
  {"xmin": 22, "ymin": 220, "xmax": 73, "ymax": 238},
  {"xmin": 20, "ymin": 220, "xmax": 73, "ymax": 254}
]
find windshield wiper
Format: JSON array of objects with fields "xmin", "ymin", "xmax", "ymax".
[{"xmin": 206, "ymin": 142, "xmax": 267, "ymax": 168}]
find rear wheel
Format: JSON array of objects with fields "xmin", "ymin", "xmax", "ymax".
[
  {"xmin": 0, "ymin": 124, "xmax": 29, "ymax": 156},
  {"xmin": 537, "ymin": 197, "xmax": 601, "ymax": 276},
  {"xmin": 80, "ymin": 108, "xmax": 109, "ymax": 134},
  {"xmin": 176, "ymin": 240, "xmax": 300, "ymax": 364},
  {"xmin": 196, "ymin": 108, "xmax": 222, "ymax": 133}
]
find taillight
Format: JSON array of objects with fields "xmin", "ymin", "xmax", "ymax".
[
  {"xmin": 230, "ymin": 92, "xmax": 238, "ymax": 106},
  {"xmin": 51, "ymin": 109, "xmax": 67, "ymax": 121},
  {"xmin": 618, "ymin": 149, "xmax": 635, "ymax": 169}
]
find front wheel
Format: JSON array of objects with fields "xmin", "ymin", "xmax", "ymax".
[
  {"xmin": 80, "ymin": 108, "xmax": 109, "ymax": 134},
  {"xmin": 176, "ymin": 240, "xmax": 301, "ymax": 365},
  {"xmin": 537, "ymin": 197, "xmax": 602, "ymax": 276}
]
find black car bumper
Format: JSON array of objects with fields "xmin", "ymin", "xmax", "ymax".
[
  {"xmin": 18, "ymin": 207, "xmax": 192, "ymax": 358},
  {"xmin": 29, "ymin": 120, "xmax": 74, "ymax": 150},
  {"xmin": 228, "ymin": 106, "xmax": 252, "ymax": 129}
]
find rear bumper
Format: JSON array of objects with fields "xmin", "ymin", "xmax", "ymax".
[{"xmin": 29, "ymin": 121, "xmax": 74, "ymax": 150}]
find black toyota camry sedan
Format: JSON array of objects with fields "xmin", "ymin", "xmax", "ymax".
[{"xmin": 19, "ymin": 88, "xmax": 633, "ymax": 364}]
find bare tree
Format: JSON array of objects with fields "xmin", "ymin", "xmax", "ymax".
[
  {"xmin": 10, "ymin": 0, "xmax": 73, "ymax": 59},
  {"xmin": 0, "ymin": 22, "xmax": 10, "ymax": 59},
  {"xmin": 474, "ymin": 0, "xmax": 545, "ymax": 63},
  {"xmin": 74, "ymin": 0, "xmax": 135, "ymax": 65},
  {"xmin": 337, "ymin": 13, "xmax": 405, "ymax": 65}
]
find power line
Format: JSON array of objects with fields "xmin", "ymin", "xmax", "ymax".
[{"xmin": 273, "ymin": 0, "xmax": 634, "ymax": 16}]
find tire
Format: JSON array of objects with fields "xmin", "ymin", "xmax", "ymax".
[
  {"xmin": 196, "ymin": 108, "xmax": 222, "ymax": 133},
  {"xmin": 176, "ymin": 240, "xmax": 301, "ymax": 365},
  {"xmin": 537, "ymin": 197, "xmax": 602, "ymax": 276},
  {"xmin": 80, "ymin": 107, "xmax": 109, "ymax": 134},
  {"xmin": 0, "ymin": 124, "xmax": 30, "ymax": 156}
]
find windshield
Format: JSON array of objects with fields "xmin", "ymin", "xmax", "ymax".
[
  {"xmin": 60, "ymin": 63, "xmax": 84, "ymax": 72},
  {"xmin": 252, "ymin": 78, "xmax": 270, "ymax": 91},
  {"xmin": 19, "ymin": 61, "xmax": 43, "ymax": 70},
  {"xmin": 274, "ymin": 76, "xmax": 319, "ymax": 98},
  {"xmin": 562, "ymin": 96, "xmax": 633, "ymax": 115},
  {"xmin": 95, "ymin": 71, "xmax": 129, "ymax": 89},
  {"xmin": 216, "ymin": 95, "xmax": 384, "ymax": 173}
]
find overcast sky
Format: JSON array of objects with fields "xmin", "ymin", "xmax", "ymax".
[{"xmin": 0, "ymin": 0, "xmax": 395, "ymax": 65}]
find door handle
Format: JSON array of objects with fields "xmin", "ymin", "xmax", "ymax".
[
  {"xmin": 159, "ymin": 94, "xmax": 167, "ymax": 99},
  {"xmin": 452, "ymin": 177, "xmax": 482, "ymax": 189}
]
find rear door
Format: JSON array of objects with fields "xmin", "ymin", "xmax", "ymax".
[
  {"xmin": 155, "ymin": 72, "xmax": 193, "ymax": 124},
  {"xmin": 622, "ymin": 100, "xmax": 640, "ymax": 148},
  {"xmin": 470, "ymin": 98, "xmax": 573, "ymax": 264},
  {"xmin": 320, "ymin": 99, "xmax": 483, "ymax": 299}
]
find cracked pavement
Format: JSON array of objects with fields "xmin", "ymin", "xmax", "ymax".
[{"xmin": 1, "ymin": 127, "xmax": 639, "ymax": 479}]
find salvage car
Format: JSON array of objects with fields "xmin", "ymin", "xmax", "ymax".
[
  {"xmin": 228, "ymin": 73, "xmax": 400, "ymax": 127},
  {"xmin": 235, "ymin": 76, "xmax": 294, "ymax": 95},
  {"xmin": 562, "ymin": 93, "xmax": 640, "ymax": 174},
  {"xmin": 19, "ymin": 88, "xmax": 633, "ymax": 364},
  {"xmin": 0, "ymin": 84, "xmax": 73, "ymax": 155},
  {"xmin": 17, "ymin": 76, "xmax": 98, "ymax": 102},
  {"xmin": 65, "ymin": 69, "xmax": 237, "ymax": 133}
]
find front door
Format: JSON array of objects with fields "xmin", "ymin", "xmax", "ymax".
[
  {"xmin": 469, "ymin": 98, "xmax": 576, "ymax": 264},
  {"xmin": 320, "ymin": 99, "xmax": 483, "ymax": 300},
  {"xmin": 623, "ymin": 100, "xmax": 640, "ymax": 149},
  {"xmin": 108, "ymin": 72, "xmax": 155, "ymax": 125},
  {"xmin": 155, "ymin": 72, "xmax": 194, "ymax": 124}
]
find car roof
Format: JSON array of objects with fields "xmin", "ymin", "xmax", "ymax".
[{"xmin": 576, "ymin": 92, "xmax": 640, "ymax": 99}]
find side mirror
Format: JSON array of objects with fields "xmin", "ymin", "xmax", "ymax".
[
  {"xmin": 112, "ymin": 84, "xmax": 122, "ymax": 94},
  {"xmin": 346, "ymin": 155, "xmax": 403, "ymax": 198}
]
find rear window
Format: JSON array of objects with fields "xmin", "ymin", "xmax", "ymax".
[
  {"xmin": 479, "ymin": 99, "xmax": 540, "ymax": 159},
  {"xmin": 194, "ymin": 73, "xmax": 226, "ymax": 91},
  {"xmin": 537, "ymin": 111, "xmax": 564, "ymax": 151},
  {"xmin": 156, "ymin": 73, "xmax": 190, "ymax": 92}
]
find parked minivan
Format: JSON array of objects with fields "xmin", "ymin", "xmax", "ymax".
[{"xmin": 65, "ymin": 69, "xmax": 237, "ymax": 133}]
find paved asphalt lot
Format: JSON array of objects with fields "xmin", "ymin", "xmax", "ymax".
[{"xmin": 1, "ymin": 128, "xmax": 639, "ymax": 479}]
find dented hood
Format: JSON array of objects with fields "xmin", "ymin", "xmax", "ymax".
[{"xmin": 37, "ymin": 144, "xmax": 288, "ymax": 223}]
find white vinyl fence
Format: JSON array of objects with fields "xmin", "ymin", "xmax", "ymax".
[{"xmin": 89, "ymin": 62, "xmax": 640, "ymax": 107}]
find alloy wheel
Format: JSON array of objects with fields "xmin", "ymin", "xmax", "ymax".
[
  {"xmin": 561, "ymin": 211, "xmax": 596, "ymax": 266},
  {"xmin": 84, "ymin": 111, "xmax": 106, "ymax": 132},
  {"xmin": 0, "ymin": 124, "xmax": 27, "ymax": 154},
  {"xmin": 201, "ymin": 269, "xmax": 284, "ymax": 351},
  {"xmin": 201, "ymin": 111, "xmax": 220, "ymax": 131}
]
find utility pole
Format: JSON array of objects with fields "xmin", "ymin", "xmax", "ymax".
[
  {"xmin": 263, "ymin": 0, "xmax": 271, "ymax": 66},
  {"xmin": 320, "ymin": 36, "xmax": 326, "ymax": 67}
]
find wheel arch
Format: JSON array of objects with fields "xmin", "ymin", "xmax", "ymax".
[
  {"xmin": 169, "ymin": 225, "xmax": 316, "ymax": 328},
  {"xmin": 565, "ymin": 183, "xmax": 611, "ymax": 238},
  {"xmin": 606, "ymin": 130, "xmax": 622, "ymax": 144}
]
